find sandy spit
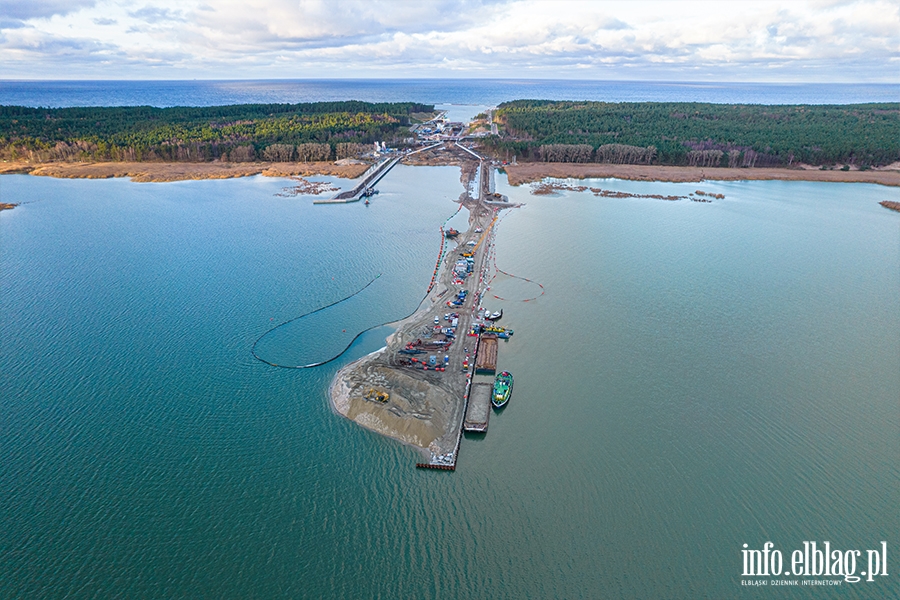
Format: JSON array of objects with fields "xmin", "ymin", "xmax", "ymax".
[{"xmin": 504, "ymin": 163, "xmax": 900, "ymax": 187}]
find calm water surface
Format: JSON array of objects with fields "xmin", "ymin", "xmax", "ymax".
[
  {"xmin": 1, "ymin": 169, "xmax": 898, "ymax": 598},
  {"xmin": 2, "ymin": 79, "xmax": 897, "ymax": 108}
]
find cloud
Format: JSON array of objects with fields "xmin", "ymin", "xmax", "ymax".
[
  {"xmin": 0, "ymin": 19, "xmax": 28, "ymax": 30},
  {"xmin": 0, "ymin": 0, "xmax": 897, "ymax": 82},
  {"xmin": 0, "ymin": 0, "xmax": 96, "ymax": 31},
  {"xmin": 128, "ymin": 6, "xmax": 186, "ymax": 23},
  {"xmin": 0, "ymin": 0, "xmax": 95, "ymax": 20}
]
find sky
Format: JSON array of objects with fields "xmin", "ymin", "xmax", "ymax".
[{"xmin": 1, "ymin": 0, "xmax": 898, "ymax": 82}]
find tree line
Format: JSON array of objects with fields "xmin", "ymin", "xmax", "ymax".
[
  {"xmin": 0, "ymin": 101, "xmax": 432, "ymax": 163},
  {"xmin": 482, "ymin": 100, "xmax": 900, "ymax": 167}
]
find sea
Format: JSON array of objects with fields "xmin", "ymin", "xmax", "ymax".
[
  {"xmin": 1, "ymin": 80, "xmax": 899, "ymax": 599},
  {"xmin": 2, "ymin": 78, "xmax": 899, "ymax": 110}
]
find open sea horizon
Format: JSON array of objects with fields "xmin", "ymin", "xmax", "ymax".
[{"xmin": 1, "ymin": 78, "xmax": 898, "ymax": 108}]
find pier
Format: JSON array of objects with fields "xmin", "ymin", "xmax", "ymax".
[
  {"xmin": 330, "ymin": 138, "xmax": 518, "ymax": 472},
  {"xmin": 417, "ymin": 193, "xmax": 507, "ymax": 469},
  {"xmin": 314, "ymin": 142, "xmax": 445, "ymax": 205},
  {"xmin": 313, "ymin": 155, "xmax": 402, "ymax": 204}
]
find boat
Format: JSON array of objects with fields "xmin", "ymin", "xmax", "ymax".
[
  {"xmin": 445, "ymin": 228, "xmax": 460, "ymax": 238},
  {"xmin": 485, "ymin": 309, "xmax": 503, "ymax": 321},
  {"xmin": 492, "ymin": 371, "xmax": 513, "ymax": 408}
]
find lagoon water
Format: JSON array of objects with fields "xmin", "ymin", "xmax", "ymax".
[{"xmin": 2, "ymin": 165, "xmax": 898, "ymax": 598}]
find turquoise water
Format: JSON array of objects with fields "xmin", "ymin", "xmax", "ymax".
[{"xmin": 1, "ymin": 171, "xmax": 898, "ymax": 598}]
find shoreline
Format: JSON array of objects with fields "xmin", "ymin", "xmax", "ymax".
[
  {"xmin": 0, "ymin": 160, "xmax": 369, "ymax": 183},
  {"xmin": 324, "ymin": 243, "xmax": 473, "ymax": 461},
  {"xmin": 504, "ymin": 163, "xmax": 900, "ymax": 187},
  {"xmin": 3, "ymin": 159, "xmax": 899, "ymax": 187}
]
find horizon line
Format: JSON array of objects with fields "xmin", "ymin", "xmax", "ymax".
[{"xmin": 2, "ymin": 77, "xmax": 899, "ymax": 86}]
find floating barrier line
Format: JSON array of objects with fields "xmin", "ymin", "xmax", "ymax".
[
  {"xmin": 252, "ymin": 204, "xmax": 464, "ymax": 370},
  {"xmin": 251, "ymin": 274, "xmax": 383, "ymax": 369},
  {"xmin": 482, "ymin": 209, "xmax": 546, "ymax": 303},
  {"xmin": 427, "ymin": 203, "xmax": 463, "ymax": 295}
]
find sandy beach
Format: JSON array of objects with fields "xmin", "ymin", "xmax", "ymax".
[{"xmin": 504, "ymin": 163, "xmax": 900, "ymax": 187}]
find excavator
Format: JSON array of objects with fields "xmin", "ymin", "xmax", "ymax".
[{"xmin": 364, "ymin": 388, "xmax": 390, "ymax": 403}]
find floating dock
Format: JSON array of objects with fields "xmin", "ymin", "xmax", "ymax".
[
  {"xmin": 474, "ymin": 334, "xmax": 498, "ymax": 374},
  {"xmin": 463, "ymin": 383, "xmax": 492, "ymax": 432}
]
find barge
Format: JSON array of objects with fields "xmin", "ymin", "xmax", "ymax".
[
  {"xmin": 463, "ymin": 383, "xmax": 493, "ymax": 432},
  {"xmin": 474, "ymin": 334, "xmax": 498, "ymax": 374}
]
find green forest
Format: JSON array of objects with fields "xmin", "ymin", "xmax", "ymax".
[
  {"xmin": 0, "ymin": 101, "xmax": 432, "ymax": 163},
  {"xmin": 484, "ymin": 101, "xmax": 900, "ymax": 168}
]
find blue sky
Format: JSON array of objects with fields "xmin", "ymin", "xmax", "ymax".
[{"xmin": 1, "ymin": 0, "xmax": 898, "ymax": 81}]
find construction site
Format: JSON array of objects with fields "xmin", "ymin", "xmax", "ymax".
[{"xmin": 329, "ymin": 139, "xmax": 519, "ymax": 470}]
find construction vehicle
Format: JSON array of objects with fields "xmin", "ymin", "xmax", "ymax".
[{"xmin": 364, "ymin": 388, "xmax": 390, "ymax": 403}]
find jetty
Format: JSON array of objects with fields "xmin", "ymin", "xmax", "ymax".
[
  {"xmin": 313, "ymin": 142, "xmax": 446, "ymax": 205},
  {"xmin": 313, "ymin": 156, "xmax": 402, "ymax": 204},
  {"xmin": 330, "ymin": 139, "xmax": 519, "ymax": 472}
]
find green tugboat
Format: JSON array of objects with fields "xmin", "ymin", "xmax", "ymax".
[{"xmin": 492, "ymin": 371, "xmax": 513, "ymax": 408}]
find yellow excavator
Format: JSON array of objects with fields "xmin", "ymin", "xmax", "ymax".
[
  {"xmin": 460, "ymin": 217, "xmax": 498, "ymax": 259},
  {"xmin": 471, "ymin": 215, "xmax": 498, "ymax": 252},
  {"xmin": 364, "ymin": 388, "xmax": 389, "ymax": 403}
]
